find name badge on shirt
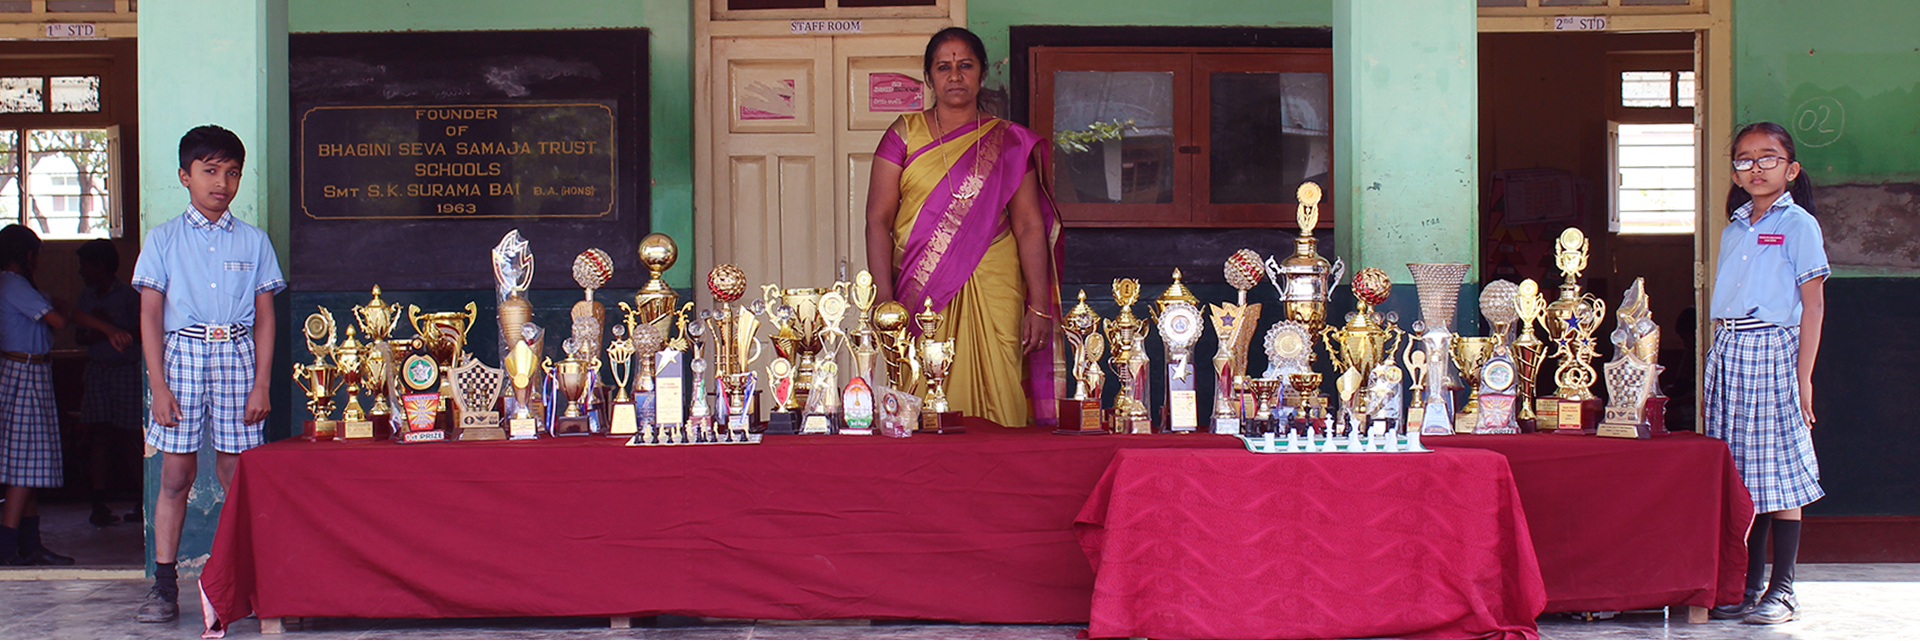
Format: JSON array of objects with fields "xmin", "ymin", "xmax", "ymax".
[
  {"xmin": 1757, "ymin": 234, "xmax": 1785, "ymax": 246},
  {"xmin": 223, "ymin": 261, "xmax": 255, "ymax": 271}
]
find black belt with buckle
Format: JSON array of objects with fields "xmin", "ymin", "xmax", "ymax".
[{"xmin": 0, "ymin": 351, "xmax": 50, "ymax": 364}]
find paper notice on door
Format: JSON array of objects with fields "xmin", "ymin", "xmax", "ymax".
[
  {"xmin": 869, "ymin": 72, "xmax": 923, "ymax": 113},
  {"xmin": 740, "ymin": 79, "xmax": 797, "ymax": 121}
]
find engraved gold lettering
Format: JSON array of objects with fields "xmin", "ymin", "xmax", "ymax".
[{"xmin": 413, "ymin": 162, "xmax": 503, "ymax": 177}]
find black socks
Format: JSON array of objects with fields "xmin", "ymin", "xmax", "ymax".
[
  {"xmin": 1768, "ymin": 519, "xmax": 1801, "ymax": 596},
  {"xmin": 1744, "ymin": 513, "xmax": 1774, "ymax": 594},
  {"xmin": 155, "ymin": 562, "xmax": 180, "ymax": 602}
]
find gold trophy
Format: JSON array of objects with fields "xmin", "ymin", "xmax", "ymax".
[
  {"xmin": 408, "ymin": 302, "xmax": 478, "ymax": 420},
  {"xmin": 545, "ymin": 338, "xmax": 594, "ymax": 436},
  {"xmin": 1449, "ymin": 336, "xmax": 1496, "ymax": 432},
  {"xmin": 1211, "ymin": 249, "xmax": 1265, "ymax": 434},
  {"xmin": 850, "ymin": 270, "xmax": 881, "ymax": 386},
  {"xmin": 572, "ymin": 249, "xmax": 614, "ymax": 365},
  {"xmin": 503, "ymin": 323, "xmax": 542, "ymax": 439},
  {"xmin": 801, "ymin": 290, "xmax": 850, "ymax": 434},
  {"xmin": 1474, "ymin": 280, "xmax": 1523, "ymax": 434},
  {"xmin": 335, "ymin": 327, "xmax": 375, "ymax": 440},
  {"xmin": 872, "ymin": 300, "xmax": 917, "ymax": 392},
  {"xmin": 1598, "ymin": 277, "xmax": 1665, "ymax": 439},
  {"xmin": 707, "ymin": 264, "xmax": 764, "ymax": 441},
  {"xmin": 296, "ymin": 307, "xmax": 340, "ymax": 440},
  {"xmin": 1285, "ymin": 373, "xmax": 1322, "ymax": 437},
  {"xmin": 492, "ymin": 231, "xmax": 537, "ymax": 419},
  {"xmin": 1543, "ymin": 228, "xmax": 1607, "ymax": 433},
  {"xmin": 1512, "ymin": 279, "xmax": 1550, "ymax": 430},
  {"xmin": 1322, "ymin": 267, "xmax": 1404, "ymax": 436},
  {"xmin": 1057, "ymin": 290, "xmax": 1107, "ymax": 434},
  {"xmin": 632, "ymin": 233, "xmax": 681, "ymax": 338},
  {"xmin": 352, "ymin": 285, "xmax": 400, "ymax": 436},
  {"xmin": 606, "ymin": 323, "xmax": 639, "ymax": 436},
  {"xmin": 915, "ymin": 297, "xmax": 965, "ymax": 434},
  {"xmin": 1155, "ymin": 270, "xmax": 1205, "ymax": 433},
  {"xmin": 1104, "ymin": 279, "xmax": 1152, "ymax": 434},
  {"xmin": 1265, "ymin": 182, "xmax": 1345, "ymax": 338}
]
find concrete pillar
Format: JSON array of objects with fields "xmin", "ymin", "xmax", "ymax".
[
  {"xmin": 135, "ymin": 0, "xmax": 290, "ymax": 575},
  {"xmin": 1332, "ymin": 0, "xmax": 1478, "ymax": 283}
]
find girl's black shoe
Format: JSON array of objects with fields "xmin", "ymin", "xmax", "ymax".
[
  {"xmin": 1742, "ymin": 590, "xmax": 1799, "ymax": 625},
  {"xmin": 1709, "ymin": 589, "xmax": 1762, "ymax": 619}
]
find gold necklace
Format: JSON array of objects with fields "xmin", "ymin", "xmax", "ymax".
[{"xmin": 932, "ymin": 108, "xmax": 988, "ymax": 201}]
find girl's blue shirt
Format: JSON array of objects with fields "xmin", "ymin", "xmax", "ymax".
[
  {"xmin": 1710, "ymin": 190, "xmax": 1829, "ymax": 327},
  {"xmin": 0, "ymin": 271, "xmax": 53, "ymax": 355}
]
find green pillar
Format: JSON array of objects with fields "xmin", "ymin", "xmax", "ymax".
[
  {"xmin": 136, "ymin": 0, "xmax": 290, "ymax": 575},
  {"xmin": 1333, "ymin": 0, "xmax": 1478, "ymax": 282}
]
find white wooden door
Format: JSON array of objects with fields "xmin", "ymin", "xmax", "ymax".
[
  {"xmin": 832, "ymin": 35, "xmax": 932, "ymax": 278},
  {"xmin": 710, "ymin": 37, "xmax": 837, "ymax": 294}
]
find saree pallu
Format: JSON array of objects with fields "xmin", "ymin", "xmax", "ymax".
[{"xmin": 876, "ymin": 113, "xmax": 1063, "ymax": 426}]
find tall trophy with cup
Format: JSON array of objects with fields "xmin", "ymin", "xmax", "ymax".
[
  {"xmin": 1155, "ymin": 270, "xmax": 1204, "ymax": 433},
  {"xmin": 1512, "ymin": 279, "xmax": 1550, "ymax": 432},
  {"xmin": 915, "ymin": 297, "xmax": 965, "ymax": 434},
  {"xmin": 1104, "ymin": 279, "xmax": 1152, "ymax": 434},
  {"xmin": 492, "ymin": 231, "xmax": 539, "ymax": 422},
  {"xmin": 1211, "ymin": 249, "xmax": 1265, "ymax": 435},
  {"xmin": 1473, "ymin": 280, "xmax": 1522, "ymax": 434},
  {"xmin": 1056, "ymin": 290, "xmax": 1107, "ymax": 435},
  {"xmin": 1265, "ymin": 182, "xmax": 1345, "ymax": 338},
  {"xmin": 1542, "ymin": 228, "xmax": 1607, "ymax": 433},
  {"xmin": 1323, "ymin": 267, "xmax": 1404, "ymax": 438},
  {"xmin": 294, "ymin": 307, "xmax": 341, "ymax": 441},
  {"xmin": 352, "ymin": 286, "xmax": 400, "ymax": 439},
  {"xmin": 1407, "ymin": 262, "xmax": 1469, "ymax": 436},
  {"xmin": 708, "ymin": 264, "xmax": 764, "ymax": 442}
]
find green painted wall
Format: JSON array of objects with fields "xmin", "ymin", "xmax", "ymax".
[
  {"xmin": 1734, "ymin": 0, "xmax": 1920, "ymax": 185},
  {"xmin": 968, "ymin": 0, "xmax": 1331, "ymax": 89},
  {"xmin": 289, "ymin": 0, "xmax": 695, "ymax": 290}
]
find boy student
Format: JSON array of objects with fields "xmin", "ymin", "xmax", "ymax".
[
  {"xmin": 75, "ymin": 239, "xmax": 144, "ymax": 527},
  {"xmin": 0, "ymin": 225, "xmax": 132, "ymax": 566},
  {"xmin": 133, "ymin": 125, "xmax": 284, "ymax": 624}
]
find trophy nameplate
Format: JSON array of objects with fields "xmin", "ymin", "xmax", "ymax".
[
  {"xmin": 801, "ymin": 414, "xmax": 833, "ymax": 434},
  {"xmin": 920, "ymin": 410, "xmax": 965, "ymax": 434},
  {"xmin": 1055, "ymin": 399, "xmax": 1106, "ymax": 435},
  {"xmin": 842, "ymin": 377, "xmax": 875, "ymax": 435},
  {"xmin": 1169, "ymin": 389, "xmax": 1199, "ymax": 432},
  {"xmin": 303, "ymin": 420, "xmax": 338, "ymax": 441},
  {"xmin": 1535, "ymin": 397, "xmax": 1558, "ymax": 423},
  {"xmin": 342, "ymin": 420, "xmax": 374, "ymax": 440},
  {"xmin": 610, "ymin": 403, "xmax": 638, "ymax": 435},
  {"xmin": 1550, "ymin": 397, "xmax": 1601, "ymax": 433},
  {"xmin": 508, "ymin": 416, "xmax": 538, "ymax": 439},
  {"xmin": 1212, "ymin": 416, "xmax": 1241, "ymax": 436},
  {"xmin": 552, "ymin": 415, "xmax": 592, "ymax": 436},
  {"xmin": 399, "ymin": 392, "xmax": 445, "ymax": 443},
  {"xmin": 655, "ymin": 350, "xmax": 685, "ymax": 430}
]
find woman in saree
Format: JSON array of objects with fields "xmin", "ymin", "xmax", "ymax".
[{"xmin": 864, "ymin": 27, "xmax": 1063, "ymax": 427}]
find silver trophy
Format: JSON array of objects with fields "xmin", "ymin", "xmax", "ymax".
[{"xmin": 1407, "ymin": 262, "xmax": 1470, "ymax": 436}]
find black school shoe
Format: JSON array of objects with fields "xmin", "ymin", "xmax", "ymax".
[
  {"xmin": 1709, "ymin": 589, "xmax": 1762, "ymax": 619},
  {"xmin": 17, "ymin": 547, "xmax": 75, "ymax": 566},
  {"xmin": 135, "ymin": 588, "xmax": 180, "ymax": 623},
  {"xmin": 1743, "ymin": 590, "xmax": 1799, "ymax": 625}
]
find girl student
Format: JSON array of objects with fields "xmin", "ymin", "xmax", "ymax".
[
  {"xmin": 0, "ymin": 224, "xmax": 132, "ymax": 565},
  {"xmin": 1704, "ymin": 122, "xmax": 1827, "ymax": 625}
]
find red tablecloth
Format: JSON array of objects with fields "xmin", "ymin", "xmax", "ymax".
[
  {"xmin": 198, "ymin": 419, "xmax": 1234, "ymax": 627},
  {"xmin": 1429, "ymin": 432, "xmax": 1753, "ymax": 613},
  {"xmin": 1075, "ymin": 448, "xmax": 1548, "ymax": 640}
]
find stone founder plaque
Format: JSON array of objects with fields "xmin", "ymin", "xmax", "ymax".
[{"xmin": 301, "ymin": 103, "xmax": 617, "ymax": 219}]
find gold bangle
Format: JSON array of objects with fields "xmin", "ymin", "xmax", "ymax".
[{"xmin": 1026, "ymin": 304, "xmax": 1052, "ymax": 320}]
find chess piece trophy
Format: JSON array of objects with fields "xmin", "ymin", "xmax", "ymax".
[
  {"xmin": 1407, "ymin": 262, "xmax": 1469, "ymax": 436},
  {"xmin": 707, "ymin": 264, "xmax": 764, "ymax": 441},
  {"xmin": 353, "ymin": 285, "xmax": 400, "ymax": 439},
  {"xmin": 1512, "ymin": 279, "xmax": 1550, "ymax": 432},
  {"xmin": 503, "ymin": 323, "xmax": 543, "ymax": 439},
  {"xmin": 1543, "ymin": 228, "xmax": 1607, "ymax": 433},
  {"xmin": 801, "ymin": 290, "xmax": 850, "ymax": 434},
  {"xmin": 1104, "ymin": 279, "xmax": 1151, "ymax": 434},
  {"xmin": 449, "ymin": 358, "xmax": 506, "ymax": 440},
  {"xmin": 915, "ymin": 297, "xmax": 965, "ymax": 434},
  {"xmin": 1323, "ymin": 267, "xmax": 1404, "ymax": 438},
  {"xmin": 1265, "ymin": 182, "xmax": 1345, "ymax": 338},
  {"xmin": 294, "ymin": 307, "xmax": 341, "ymax": 441},
  {"xmin": 1056, "ymin": 290, "xmax": 1107, "ymax": 435},
  {"xmin": 1598, "ymin": 277, "xmax": 1665, "ymax": 439},
  {"xmin": 492, "ymin": 231, "xmax": 537, "ymax": 419},
  {"xmin": 1211, "ymin": 249, "xmax": 1265, "ymax": 435},
  {"xmin": 1473, "ymin": 280, "xmax": 1522, "ymax": 434},
  {"xmin": 1155, "ymin": 270, "xmax": 1204, "ymax": 432}
]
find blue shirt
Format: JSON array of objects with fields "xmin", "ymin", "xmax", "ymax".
[
  {"xmin": 1711, "ymin": 191, "xmax": 1829, "ymax": 327},
  {"xmin": 0, "ymin": 272, "xmax": 53, "ymax": 355},
  {"xmin": 77, "ymin": 281, "xmax": 141, "ymax": 365},
  {"xmin": 131, "ymin": 207, "xmax": 287, "ymax": 333}
]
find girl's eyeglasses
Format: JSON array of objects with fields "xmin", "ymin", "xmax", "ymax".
[{"xmin": 1732, "ymin": 156, "xmax": 1789, "ymax": 172}]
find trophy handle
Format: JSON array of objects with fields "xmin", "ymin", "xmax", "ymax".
[
  {"xmin": 1261, "ymin": 255, "xmax": 1287, "ymax": 299},
  {"xmin": 408, "ymin": 304, "xmax": 426, "ymax": 339},
  {"xmin": 292, "ymin": 363, "xmax": 312, "ymax": 396},
  {"xmin": 1319, "ymin": 325, "xmax": 1346, "ymax": 375},
  {"xmin": 459, "ymin": 301, "xmax": 478, "ymax": 342},
  {"xmin": 1329, "ymin": 257, "xmax": 1347, "ymax": 296}
]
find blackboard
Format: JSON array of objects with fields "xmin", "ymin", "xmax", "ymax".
[{"xmin": 289, "ymin": 29, "xmax": 649, "ymax": 292}]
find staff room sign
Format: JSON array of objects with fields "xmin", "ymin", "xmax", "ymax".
[{"xmin": 300, "ymin": 102, "xmax": 616, "ymax": 219}]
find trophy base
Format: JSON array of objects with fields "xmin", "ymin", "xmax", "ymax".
[
  {"xmin": 1157, "ymin": 406, "xmax": 1199, "ymax": 433},
  {"xmin": 1598, "ymin": 397, "xmax": 1667, "ymax": 439},
  {"xmin": 1210, "ymin": 416, "xmax": 1241, "ymax": 436},
  {"xmin": 1109, "ymin": 409, "xmax": 1151, "ymax": 435},
  {"xmin": 799, "ymin": 412, "xmax": 840, "ymax": 435},
  {"xmin": 1452, "ymin": 409, "xmax": 1479, "ymax": 434},
  {"xmin": 1542, "ymin": 397, "xmax": 1602, "ymax": 434},
  {"xmin": 398, "ymin": 429, "xmax": 446, "ymax": 443},
  {"xmin": 301, "ymin": 420, "xmax": 338, "ymax": 442},
  {"xmin": 340, "ymin": 420, "xmax": 376, "ymax": 441},
  {"xmin": 1517, "ymin": 416, "xmax": 1540, "ymax": 434},
  {"xmin": 1418, "ymin": 401, "xmax": 1455, "ymax": 436},
  {"xmin": 919, "ymin": 410, "xmax": 966, "ymax": 434},
  {"xmin": 458, "ymin": 426, "xmax": 506, "ymax": 441},
  {"xmin": 764, "ymin": 411, "xmax": 801, "ymax": 435},
  {"xmin": 1056, "ymin": 399, "xmax": 1105, "ymax": 434},
  {"xmin": 507, "ymin": 417, "xmax": 540, "ymax": 440},
  {"xmin": 609, "ymin": 403, "xmax": 639, "ymax": 436},
  {"xmin": 1597, "ymin": 420, "xmax": 1650, "ymax": 439},
  {"xmin": 550, "ymin": 416, "xmax": 593, "ymax": 437},
  {"xmin": 1646, "ymin": 396, "xmax": 1669, "ymax": 435},
  {"xmin": 370, "ymin": 415, "xmax": 395, "ymax": 440}
]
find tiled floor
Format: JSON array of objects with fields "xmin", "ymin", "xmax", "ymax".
[{"xmin": 1, "ymin": 564, "xmax": 1915, "ymax": 639}]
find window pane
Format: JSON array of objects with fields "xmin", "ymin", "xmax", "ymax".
[
  {"xmin": 0, "ymin": 78, "xmax": 44, "ymax": 114},
  {"xmin": 724, "ymin": 0, "xmax": 825, "ymax": 9},
  {"xmin": 1541, "ymin": 0, "xmax": 1605, "ymax": 5},
  {"xmin": 1621, "ymin": 71, "xmax": 1671, "ymax": 108},
  {"xmin": 1478, "ymin": 0, "xmax": 1527, "ymax": 6},
  {"xmin": 24, "ymin": 129, "xmax": 112, "ymax": 240},
  {"xmin": 1677, "ymin": 71, "xmax": 1696, "ymax": 108},
  {"xmin": 0, "ymin": 131, "xmax": 18, "ymax": 225},
  {"xmin": 1052, "ymin": 71, "xmax": 1175, "ymax": 205},
  {"xmin": 47, "ymin": 0, "xmax": 117, "ymax": 10},
  {"xmin": 1617, "ymin": 123, "xmax": 1696, "ymax": 234},
  {"xmin": 50, "ymin": 76, "xmax": 101, "ymax": 113},
  {"xmin": 1622, "ymin": 0, "xmax": 1692, "ymax": 5},
  {"xmin": 0, "ymin": 1, "xmax": 30, "ymax": 12},
  {"xmin": 839, "ymin": 0, "xmax": 935, "ymax": 6},
  {"xmin": 1209, "ymin": 72, "xmax": 1330, "ymax": 204}
]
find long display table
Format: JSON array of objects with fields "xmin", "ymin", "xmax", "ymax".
[{"xmin": 1075, "ymin": 447, "xmax": 1547, "ymax": 639}]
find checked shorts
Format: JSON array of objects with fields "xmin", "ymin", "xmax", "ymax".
[{"xmin": 145, "ymin": 330, "xmax": 264, "ymax": 454}]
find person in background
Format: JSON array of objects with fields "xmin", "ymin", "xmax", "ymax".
[
  {"xmin": 75, "ymin": 238, "xmax": 143, "ymax": 527},
  {"xmin": 0, "ymin": 225, "xmax": 131, "ymax": 565}
]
